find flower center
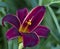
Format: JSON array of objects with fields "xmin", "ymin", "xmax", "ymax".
[{"xmin": 19, "ymin": 20, "xmax": 32, "ymax": 33}]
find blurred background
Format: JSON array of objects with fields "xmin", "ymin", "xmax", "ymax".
[{"xmin": 0, "ymin": 0, "xmax": 60, "ymax": 49}]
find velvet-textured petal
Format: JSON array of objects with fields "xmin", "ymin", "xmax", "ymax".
[
  {"xmin": 22, "ymin": 6, "xmax": 46, "ymax": 32},
  {"xmin": 2, "ymin": 14, "xmax": 20, "ymax": 29},
  {"xmin": 34, "ymin": 26, "xmax": 50, "ymax": 38},
  {"xmin": 16, "ymin": 8, "xmax": 28, "ymax": 23},
  {"xmin": 22, "ymin": 32, "xmax": 39, "ymax": 47},
  {"xmin": 6, "ymin": 27, "xmax": 20, "ymax": 40}
]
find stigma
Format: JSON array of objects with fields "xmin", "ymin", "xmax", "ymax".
[{"xmin": 19, "ymin": 20, "xmax": 32, "ymax": 33}]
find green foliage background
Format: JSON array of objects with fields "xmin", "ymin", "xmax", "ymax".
[{"xmin": 0, "ymin": 0, "xmax": 60, "ymax": 49}]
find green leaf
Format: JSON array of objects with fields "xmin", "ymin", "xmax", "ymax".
[
  {"xmin": 8, "ymin": 39, "xmax": 18, "ymax": 49},
  {"xmin": 56, "ymin": 8, "xmax": 60, "ymax": 14},
  {"xmin": 29, "ymin": 0, "xmax": 37, "ymax": 7},
  {"xmin": 47, "ymin": 6, "xmax": 60, "ymax": 34},
  {"xmin": 51, "ymin": 44, "xmax": 60, "ymax": 49},
  {"xmin": 0, "ymin": 17, "xmax": 2, "ymax": 25},
  {"xmin": 0, "ymin": 7, "xmax": 6, "ymax": 15},
  {"xmin": 13, "ymin": 39, "xmax": 18, "ymax": 49},
  {"xmin": 8, "ymin": 40, "xmax": 13, "ymax": 49},
  {"xmin": 0, "ymin": 2, "xmax": 8, "ymax": 7},
  {"xmin": 39, "ymin": 0, "xmax": 60, "ymax": 6},
  {"xmin": 24, "ymin": 0, "xmax": 37, "ymax": 8},
  {"xmin": 40, "ymin": 0, "xmax": 54, "ymax": 5},
  {"xmin": 2, "ymin": 27, "xmax": 8, "ymax": 49},
  {"xmin": 42, "ymin": 7, "xmax": 60, "ymax": 42}
]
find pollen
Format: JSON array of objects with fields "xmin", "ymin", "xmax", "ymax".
[{"xmin": 26, "ymin": 20, "xmax": 32, "ymax": 25}]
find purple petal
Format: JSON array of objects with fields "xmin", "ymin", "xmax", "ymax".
[
  {"xmin": 2, "ymin": 14, "xmax": 20, "ymax": 29},
  {"xmin": 6, "ymin": 27, "xmax": 20, "ymax": 40},
  {"xmin": 22, "ymin": 6, "xmax": 46, "ymax": 32},
  {"xmin": 34, "ymin": 26, "xmax": 50, "ymax": 38},
  {"xmin": 22, "ymin": 32, "xmax": 39, "ymax": 47},
  {"xmin": 16, "ymin": 8, "xmax": 28, "ymax": 24}
]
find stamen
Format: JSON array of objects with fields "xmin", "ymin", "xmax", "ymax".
[
  {"xmin": 23, "ymin": 25, "xmax": 29, "ymax": 32},
  {"xmin": 26, "ymin": 20, "xmax": 32, "ymax": 25},
  {"xmin": 19, "ymin": 20, "xmax": 32, "ymax": 33},
  {"xmin": 23, "ymin": 20, "xmax": 32, "ymax": 32},
  {"xmin": 19, "ymin": 25, "xmax": 23, "ymax": 32}
]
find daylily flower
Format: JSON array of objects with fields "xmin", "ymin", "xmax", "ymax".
[{"xmin": 2, "ymin": 6, "xmax": 50, "ymax": 47}]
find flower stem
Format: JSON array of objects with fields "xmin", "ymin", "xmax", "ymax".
[
  {"xmin": 18, "ymin": 42, "xmax": 24, "ymax": 49},
  {"xmin": 47, "ymin": 6, "xmax": 60, "ymax": 34}
]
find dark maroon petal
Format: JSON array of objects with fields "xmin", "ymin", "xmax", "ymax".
[
  {"xmin": 22, "ymin": 32, "xmax": 39, "ymax": 47},
  {"xmin": 16, "ymin": 8, "xmax": 28, "ymax": 24},
  {"xmin": 6, "ymin": 27, "xmax": 20, "ymax": 40},
  {"xmin": 22, "ymin": 6, "xmax": 46, "ymax": 32},
  {"xmin": 34, "ymin": 26, "xmax": 50, "ymax": 38},
  {"xmin": 2, "ymin": 14, "xmax": 20, "ymax": 29}
]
